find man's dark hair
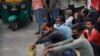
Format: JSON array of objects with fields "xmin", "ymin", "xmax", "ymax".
[
  {"xmin": 72, "ymin": 24, "xmax": 85, "ymax": 32},
  {"xmin": 77, "ymin": 6, "xmax": 85, "ymax": 12},
  {"xmin": 83, "ymin": 8, "xmax": 89, "ymax": 16},
  {"xmin": 56, "ymin": 16, "xmax": 65, "ymax": 23},
  {"xmin": 86, "ymin": 19, "xmax": 94, "ymax": 25},
  {"xmin": 45, "ymin": 22, "xmax": 53, "ymax": 28}
]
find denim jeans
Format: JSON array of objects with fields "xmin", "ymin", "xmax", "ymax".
[
  {"xmin": 49, "ymin": 49, "xmax": 76, "ymax": 56},
  {"xmin": 34, "ymin": 9, "xmax": 46, "ymax": 31},
  {"xmin": 50, "ymin": 8, "xmax": 60, "ymax": 24},
  {"xmin": 64, "ymin": 49, "xmax": 76, "ymax": 56}
]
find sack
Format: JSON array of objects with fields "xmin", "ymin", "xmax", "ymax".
[{"xmin": 29, "ymin": 48, "xmax": 36, "ymax": 56}]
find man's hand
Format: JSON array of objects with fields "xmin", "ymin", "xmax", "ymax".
[
  {"xmin": 44, "ymin": 48, "xmax": 54, "ymax": 56},
  {"xmin": 30, "ymin": 44, "xmax": 36, "ymax": 49},
  {"xmin": 97, "ymin": 16, "xmax": 100, "ymax": 23}
]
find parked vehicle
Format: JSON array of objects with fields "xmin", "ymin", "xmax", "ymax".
[{"xmin": 0, "ymin": 0, "xmax": 33, "ymax": 31}]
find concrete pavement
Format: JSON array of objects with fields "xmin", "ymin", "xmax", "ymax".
[{"xmin": 0, "ymin": 18, "xmax": 38, "ymax": 56}]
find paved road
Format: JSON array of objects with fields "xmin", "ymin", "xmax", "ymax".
[{"xmin": 0, "ymin": 18, "xmax": 38, "ymax": 56}]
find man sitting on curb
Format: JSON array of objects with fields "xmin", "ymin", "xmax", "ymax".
[
  {"xmin": 31, "ymin": 22, "xmax": 66, "ymax": 48},
  {"xmin": 54, "ymin": 16, "xmax": 72, "ymax": 39},
  {"xmin": 44, "ymin": 24, "xmax": 94, "ymax": 56}
]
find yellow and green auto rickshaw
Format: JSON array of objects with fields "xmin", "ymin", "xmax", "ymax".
[{"xmin": 0, "ymin": 0, "xmax": 33, "ymax": 31}]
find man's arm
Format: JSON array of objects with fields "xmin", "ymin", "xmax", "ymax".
[
  {"xmin": 36, "ymin": 36, "xmax": 51, "ymax": 44},
  {"xmin": 42, "ymin": 0, "xmax": 46, "ymax": 7},
  {"xmin": 34, "ymin": 33, "xmax": 47, "ymax": 44},
  {"xmin": 53, "ymin": 38, "xmax": 82, "ymax": 52},
  {"xmin": 53, "ymin": 38, "xmax": 73, "ymax": 47},
  {"xmin": 30, "ymin": 35, "xmax": 50, "ymax": 48},
  {"xmin": 36, "ymin": 32, "xmax": 55, "ymax": 44}
]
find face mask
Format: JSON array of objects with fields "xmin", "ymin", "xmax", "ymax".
[
  {"xmin": 56, "ymin": 24, "xmax": 61, "ymax": 27},
  {"xmin": 44, "ymin": 30, "xmax": 49, "ymax": 33},
  {"xmin": 72, "ymin": 34, "xmax": 79, "ymax": 39}
]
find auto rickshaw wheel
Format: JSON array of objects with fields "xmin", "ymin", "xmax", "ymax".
[
  {"xmin": 0, "ymin": 15, "xmax": 2, "ymax": 18},
  {"xmin": 9, "ymin": 21, "xmax": 18, "ymax": 31}
]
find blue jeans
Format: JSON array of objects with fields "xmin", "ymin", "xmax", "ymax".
[
  {"xmin": 49, "ymin": 49, "xmax": 76, "ymax": 56},
  {"xmin": 34, "ymin": 9, "xmax": 46, "ymax": 31},
  {"xmin": 64, "ymin": 49, "xmax": 76, "ymax": 56},
  {"xmin": 50, "ymin": 8, "xmax": 60, "ymax": 24}
]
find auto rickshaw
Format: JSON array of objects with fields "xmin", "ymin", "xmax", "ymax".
[
  {"xmin": 0, "ymin": 0, "xmax": 33, "ymax": 31},
  {"xmin": 0, "ymin": 0, "xmax": 2, "ymax": 18}
]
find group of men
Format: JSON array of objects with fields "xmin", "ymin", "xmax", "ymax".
[{"xmin": 31, "ymin": 0, "xmax": 100, "ymax": 56}]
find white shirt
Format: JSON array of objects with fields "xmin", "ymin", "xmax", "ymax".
[{"xmin": 65, "ymin": 16, "xmax": 73, "ymax": 28}]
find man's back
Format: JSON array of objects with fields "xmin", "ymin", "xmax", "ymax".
[
  {"xmin": 37, "ymin": 30, "xmax": 66, "ymax": 44},
  {"xmin": 54, "ymin": 24, "xmax": 72, "ymax": 39},
  {"xmin": 75, "ymin": 36, "xmax": 94, "ymax": 56},
  {"xmin": 47, "ymin": 30, "xmax": 66, "ymax": 43}
]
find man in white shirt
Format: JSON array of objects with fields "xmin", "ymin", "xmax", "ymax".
[{"xmin": 64, "ymin": 9, "xmax": 73, "ymax": 28}]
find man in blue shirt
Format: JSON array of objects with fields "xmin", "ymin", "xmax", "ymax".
[{"xmin": 54, "ymin": 16, "xmax": 72, "ymax": 39}]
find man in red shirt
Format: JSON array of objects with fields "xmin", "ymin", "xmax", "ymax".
[
  {"xmin": 91, "ymin": 0, "xmax": 100, "ymax": 12},
  {"xmin": 83, "ymin": 19, "xmax": 100, "ymax": 55}
]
